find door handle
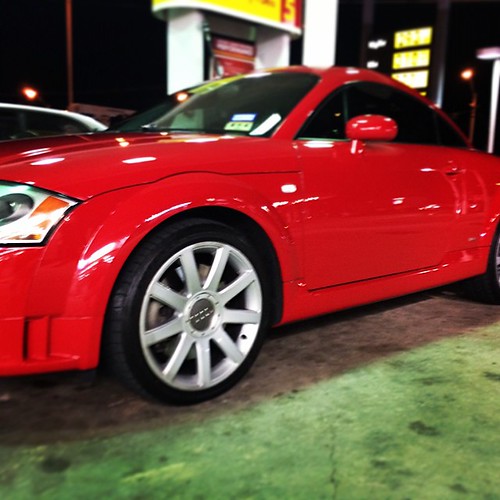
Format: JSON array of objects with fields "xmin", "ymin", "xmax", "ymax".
[{"xmin": 444, "ymin": 165, "xmax": 464, "ymax": 176}]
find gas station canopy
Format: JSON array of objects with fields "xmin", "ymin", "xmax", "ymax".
[{"xmin": 152, "ymin": 0, "xmax": 302, "ymax": 36}]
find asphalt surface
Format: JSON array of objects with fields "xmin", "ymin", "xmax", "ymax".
[{"xmin": 1, "ymin": 287, "xmax": 500, "ymax": 498}]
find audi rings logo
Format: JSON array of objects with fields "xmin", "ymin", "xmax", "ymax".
[{"xmin": 189, "ymin": 299, "xmax": 215, "ymax": 331}]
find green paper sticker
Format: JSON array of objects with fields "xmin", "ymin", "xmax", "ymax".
[{"xmin": 224, "ymin": 121, "xmax": 254, "ymax": 132}]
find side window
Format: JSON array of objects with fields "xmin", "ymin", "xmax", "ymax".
[
  {"xmin": 345, "ymin": 82, "xmax": 439, "ymax": 145},
  {"xmin": 26, "ymin": 111, "xmax": 88, "ymax": 136},
  {"xmin": 297, "ymin": 81, "xmax": 468, "ymax": 148},
  {"xmin": 0, "ymin": 110, "xmax": 25, "ymax": 140},
  {"xmin": 436, "ymin": 113, "xmax": 468, "ymax": 148},
  {"xmin": 297, "ymin": 90, "xmax": 347, "ymax": 140}
]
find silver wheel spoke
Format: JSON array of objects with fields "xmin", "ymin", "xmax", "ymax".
[
  {"xmin": 163, "ymin": 333, "xmax": 194, "ymax": 382},
  {"xmin": 195, "ymin": 338, "xmax": 212, "ymax": 387},
  {"xmin": 219, "ymin": 270, "xmax": 255, "ymax": 305},
  {"xmin": 180, "ymin": 247, "xmax": 202, "ymax": 295},
  {"xmin": 213, "ymin": 329, "xmax": 244, "ymax": 364},
  {"xmin": 151, "ymin": 282, "xmax": 187, "ymax": 311},
  {"xmin": 143, "ymin": 317, "xmax": 183, "ymax": 347},
  {"xmin": 140, "ymin": 239, "xmax": 263, "ymax": 393},
  {"xmin": 223, "ymin": 308, "xmax": 260, "ymax": 325},
  {"xmin": 204, "ymin": 246, "xmax": 230, "ymax": 291}
]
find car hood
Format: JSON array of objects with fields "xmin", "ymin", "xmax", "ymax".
[{"xmin": 0, "ymin": 133, "xmax": 293, "ymax": 199}]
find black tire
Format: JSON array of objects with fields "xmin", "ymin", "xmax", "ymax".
[
  {"xmin": 104, "ymin": 218, "xmax": 270, "ymax": 404},
  {"xmin": 461, "ymin": 226, "xmax": 500, "ymax": 304}
]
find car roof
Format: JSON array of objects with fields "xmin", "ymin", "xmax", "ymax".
[
  {"xmin": 271, "ymin": 65, "xmax": 443, "ymax": 111},
  {"xmin": 0, "ymin": 102, "xmax": 107, "ymax": 130}
]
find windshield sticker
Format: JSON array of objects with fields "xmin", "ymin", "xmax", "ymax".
[
  {"xmin": 231, "ymin": 113, "xmax": 256, "ymax": 122},
  {"xmin": 224, "ymin": 121, "xmax": 254, "ymax": 132},
  {"xmin": 224, "ymin": 113, "xmax": 256, "ymax": 132}
]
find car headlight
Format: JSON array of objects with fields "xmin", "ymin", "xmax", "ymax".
[{"xmin": 0, "ymin": 182, "xmax": 78, "ymax": 245}]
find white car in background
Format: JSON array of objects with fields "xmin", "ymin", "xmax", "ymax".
[{"xmin": 0, "ymin": 103, "xmax": 106, "ymax": 141}]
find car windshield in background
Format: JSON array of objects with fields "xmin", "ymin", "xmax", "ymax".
[{"xmin": 115, "ymin": 71, "xmax": 319, "ymax": 137}]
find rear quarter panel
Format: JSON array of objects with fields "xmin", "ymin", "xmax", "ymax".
[{"xmin": 458, "ymin": 149, "xmax": 500, "ymax": 246}]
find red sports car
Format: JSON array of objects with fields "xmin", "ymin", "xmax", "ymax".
[{"xmin": 1, "ymin": 66, "xmax": 499, "ymax": 404}]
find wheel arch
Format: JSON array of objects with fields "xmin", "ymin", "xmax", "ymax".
[
  {"xmin": 103, "ymin": 212, "xmax": 277, "ymax": 403},
  {"xmin": 115, "ymin": 205, "xmax": 284, "ymax": 326},
  {"xmin": 30, "ymin": 171, "xmax": 298, "ymax": 364}
]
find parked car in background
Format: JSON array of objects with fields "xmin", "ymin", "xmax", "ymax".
[
  {"xmin": 0, "ymin": 103, "xmax": 106, "ymax": 141},
  {"xmin": 1, "ymin": 66, "xmax": 500, "ymax": 405}
]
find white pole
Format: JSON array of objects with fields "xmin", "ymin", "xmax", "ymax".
[
  {"xmin": 167, "ymin": 9, "xmax": 205, "ymax": 94},
  {"xmin": 487, "ymin": 59, "xmax": 500, "ymax": 154},
  {"xmin": 302, "ymin": 0, "xmax": 339, "ymax": 67}
]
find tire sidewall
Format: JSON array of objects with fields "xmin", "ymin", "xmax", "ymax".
[
  {"xmin": 485, "ymin": 226, "xmax": 500, "ymax": 300},
  {"xmin": 108, "ymin": 219, "xmax": 270, "ymax": 404}
]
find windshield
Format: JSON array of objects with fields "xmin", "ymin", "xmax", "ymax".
[{"xmin": 113, "ymin": 71, "xmax": 319, "ymax": 137}]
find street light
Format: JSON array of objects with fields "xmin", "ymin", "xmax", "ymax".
[
  {"xmin": 21, "ymin": 86, "xmax": 49, "ymax": 106},
  {"xmin": 21, "ymin": 86, "xmax": 39, "ymax": 101},
  {"xmin": 460, "ymin": 68, "xmax": 477, "ymax": 144},
  {"xmin": 477, "ymin": 46, "xmax": 500, "ymax": 154}
]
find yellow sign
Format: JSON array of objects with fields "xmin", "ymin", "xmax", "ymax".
[
  {"xmin": 394, "ymin": 27, "xmax": 433, "ymax": 49},
  {"xmin": 152, "ymin": 0, "xmax": 302, "ymax": 35},
  {"xmin": 392, "ymin": 49, "xmax": 431, "ymax": 70},
  {"xmin": 392, "ymin": 70, "xmax": 430, "ymax": 89}
]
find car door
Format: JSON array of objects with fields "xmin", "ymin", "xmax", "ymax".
[{"xmin": 295, "ymin": 81, "xmax": 463, "ymax": 290}]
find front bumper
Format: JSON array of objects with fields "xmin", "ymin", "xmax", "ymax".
[
  {"xmin": 0, "ymin": 247, "xmax": 101, "ymax": 375},
  {"xmin": 0, "ymin": 316, "xmax": 101, "ymax": 375}
]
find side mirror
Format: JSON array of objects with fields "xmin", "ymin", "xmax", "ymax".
[{"xmin": 346, "ymin": 114, "xmax": 398, "ymax": 142}]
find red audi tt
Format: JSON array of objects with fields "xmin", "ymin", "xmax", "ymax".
[{"xmin": 1, "ymin": 66, "xmax": 499, "ymax": 404}]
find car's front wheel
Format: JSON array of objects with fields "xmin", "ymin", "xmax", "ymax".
[{"xmin": 105, "ymin": 219, "xmax": 270, "ymax": 404}]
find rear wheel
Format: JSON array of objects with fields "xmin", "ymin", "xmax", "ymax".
[
  {"xmin": 105, "ymin": 219, "xmax": 270, "ymax": 404},
  {"xmin": 461, "ymin": 227, "xmax": 500, "ymax": 304}
]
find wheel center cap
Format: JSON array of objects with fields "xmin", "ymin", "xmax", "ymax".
[{"xmin": 188, "ymin": 297, "xmax": 216, "ymax": 332}]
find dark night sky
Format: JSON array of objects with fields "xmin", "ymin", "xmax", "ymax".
[
  {"xmin": 0, "ymin": 0, "xmax": 166, "ymax": 110},
  {"xmin": 1, "ymin": 0, "xmax": 499, "ymax": 150}
]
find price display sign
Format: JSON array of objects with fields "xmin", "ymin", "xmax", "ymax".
[{"xmin": 394, "ymin": 27, "xmax": 433, "ymax": 49}]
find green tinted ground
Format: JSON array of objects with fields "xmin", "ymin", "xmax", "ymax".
[{"xmin": 1, "ymin": 326, "xmax": 499, "ymax": 499}]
